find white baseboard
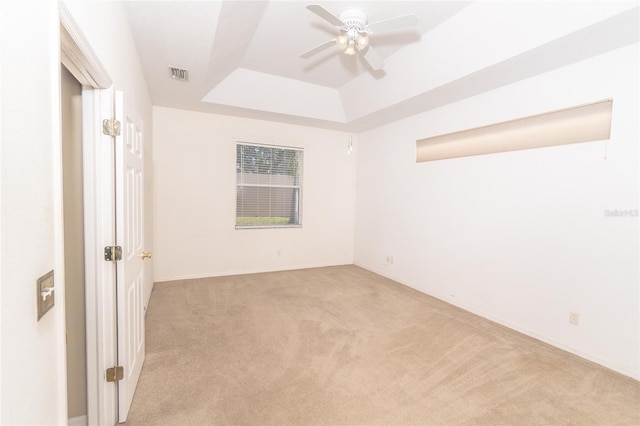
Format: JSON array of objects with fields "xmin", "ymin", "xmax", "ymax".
[
  {"xmin": 153, "ymin": 262, "xmax": 353, "ymax": 283},
  {"xmin": 68, "ymin": 415, "xmax": 87, "ymax": 426}
]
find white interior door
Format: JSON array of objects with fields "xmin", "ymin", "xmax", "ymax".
[{"xmin": 114, "ymin": 91, "xmax": 146, "ymax": 422}]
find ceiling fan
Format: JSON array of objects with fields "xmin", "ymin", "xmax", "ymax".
[{"xmin": 300, "ymin": 4, "xmax": 419, "ymax": 71}]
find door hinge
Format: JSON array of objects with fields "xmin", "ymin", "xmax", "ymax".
[
  {"xmin": 106, "ymin": 366, "xmax": 124, "ymax": 383},
  {"xmin": 104, "ymin": 246, "xmax": 122, "ymax": 262},
  {"xmin": 102, "ymin": 119, "xmax": 121, "ymax": 137}
]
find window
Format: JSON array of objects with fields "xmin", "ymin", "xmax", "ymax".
[{"xmin": 236, "ymin": 143, "xmax": 303, "ymax": 229}]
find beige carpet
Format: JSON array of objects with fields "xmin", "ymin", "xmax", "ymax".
[{"xmin": 125, "ymin": 265, "xmax": 639, "ymax": 425}]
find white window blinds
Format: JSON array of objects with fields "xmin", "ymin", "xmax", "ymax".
[{"xmin": 236, "ymin": 143, "xmax": 303, "ymax": 228}]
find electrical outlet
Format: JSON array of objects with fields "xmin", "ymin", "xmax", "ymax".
[{"xmin": 569, "ymin": 311, "xmax": 580, "ymax": 326}]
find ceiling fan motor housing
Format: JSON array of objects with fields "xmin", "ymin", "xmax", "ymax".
[{"xmin": 339, "ymin": 9, "xmax": 368, "ymax": 32}]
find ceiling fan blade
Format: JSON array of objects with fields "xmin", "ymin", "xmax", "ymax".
[
  {"xmin": 362, "ymin": 45, "xmax": 384, "ymax": 71},
  {"xmin": 367, "ymin": 14, "xmax": 419, "ymax": 34},
  {"xmin": 306, "ymin": 4, "xmax": 344, "ymax": 27},
  {"xmin": 300, "ymin": 39, "xmax": 336, "ymax": 59}
]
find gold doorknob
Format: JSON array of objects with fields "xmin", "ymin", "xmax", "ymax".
[{"xmin": 141, "ymin": 252, "xmax": 152, "ymax": 260}]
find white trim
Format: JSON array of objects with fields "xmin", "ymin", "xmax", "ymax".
[
  {"xmin": 236, "ymin": 140, "xmax": 305, "ymax": 151},
  {"xmin": 59, "ymin": 2, "xmax": 111, "ymax": 89},
  {"xmin": 68, "ymin": 415, "xmax": 88, "ymax": 426},
  {"xmin": 355, "ymin": 262, "xmax": 640, "ymax": 382}
]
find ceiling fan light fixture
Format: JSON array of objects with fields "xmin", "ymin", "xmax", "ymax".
[
  {"xmin": 302, "ymin": 4, "xmax": 419, "ymax": 71},
  {"xmin": 344, "ymin": 41, "xmax": 356, "ymax": 55},
  {"xmin": 336, "ymin": 34, "xmax": 348, "ymax": 49},
  {"xmin": 356, "ymin": 33, "xmax": 369, "ymax": 50}
]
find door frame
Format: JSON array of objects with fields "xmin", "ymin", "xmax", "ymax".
[{"xmin": 60, "ymin": 3, "xmax": 117, "ymax": 425}]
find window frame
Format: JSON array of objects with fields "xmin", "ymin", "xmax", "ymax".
[{"xmin": 235, "ymin": 142, "xmax": 304, "ymax": 230}]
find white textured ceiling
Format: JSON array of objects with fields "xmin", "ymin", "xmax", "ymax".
[{"xmin": 123, "ymin": 1, "xmax": 639, "ymax": 132}]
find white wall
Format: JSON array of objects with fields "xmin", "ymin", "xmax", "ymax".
[
  {"xmin": 354, "ymin": 44, "xmax": 639, "ymax": 379},
  {"xmin": 153, "ymin": 107, "xmax": 356, "ymax": 281},
  {"xmin": 0, "ymin": 1, "xmax": 67, "ymax": 424}
]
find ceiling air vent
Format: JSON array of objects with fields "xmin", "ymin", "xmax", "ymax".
[{"xmin": 169, "ymin": 66, "xmax": 189, "ymax": 82}]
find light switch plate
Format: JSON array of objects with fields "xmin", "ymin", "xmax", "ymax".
[{"xmin": 37, "ymin": 270, "xmax": 55, "ymax": 321}]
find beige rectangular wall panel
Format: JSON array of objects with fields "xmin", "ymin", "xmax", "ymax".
[{"xmin": 416, "ymin": 99, "xmax": 613, "ymax": 162}]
